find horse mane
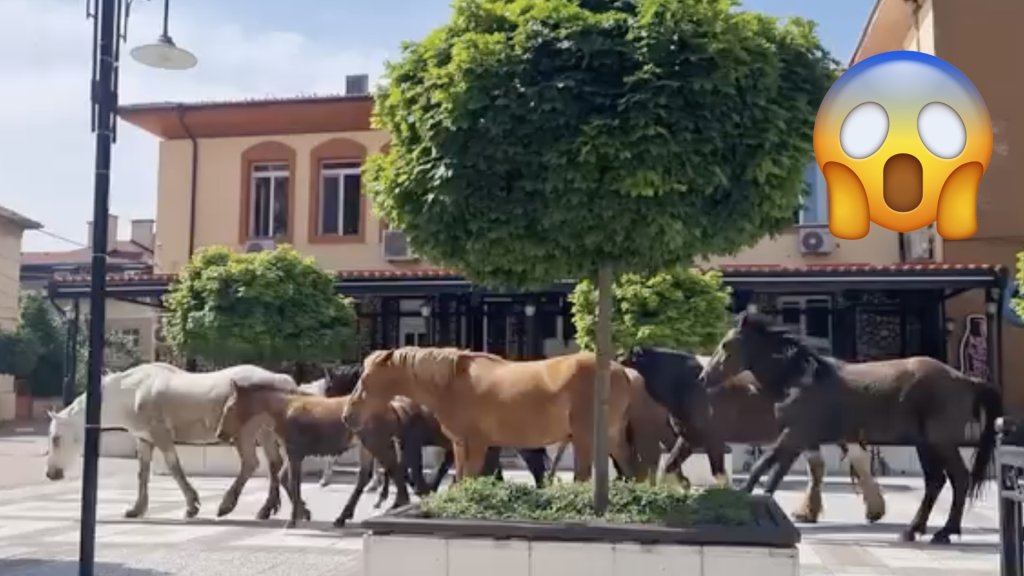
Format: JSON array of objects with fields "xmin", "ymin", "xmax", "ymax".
[
  {"xmin": 738, "ymin": 312, "xmax": 838, "ymax": 383},
  {"xmin": 368, "ymin": 346, "xmax": 502, "ymax": 391},
  {"xmin": 323, "ymin": 363, "xmax": 363, "ymax": 397}
]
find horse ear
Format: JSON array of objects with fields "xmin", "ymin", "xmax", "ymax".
[{"xmin": 47, "ymin": 409, "xmax": 56, "ymax": 420}]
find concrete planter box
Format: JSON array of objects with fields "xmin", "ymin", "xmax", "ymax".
[{"xmin": 362, "ymin": 497, "xmax": 799, "ymax": 576}]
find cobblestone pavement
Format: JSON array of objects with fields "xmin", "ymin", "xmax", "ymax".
[{"xmin": 0, "ymin": 427, "xmax": 1001, "ymax": 576}]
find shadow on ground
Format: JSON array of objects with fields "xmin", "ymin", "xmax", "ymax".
[{"xmin": 0, "ymin": 558, "xmax": 171, "ymax": 576}]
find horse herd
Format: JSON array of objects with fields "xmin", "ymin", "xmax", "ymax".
[{"xmin": 43, "ymin": 312, "xmax": 1002, "ymax": 545}]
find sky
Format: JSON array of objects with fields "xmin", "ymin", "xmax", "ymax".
[{"xmin": 4, "ymin": 0, "xmax": 875, "ymax": 252}]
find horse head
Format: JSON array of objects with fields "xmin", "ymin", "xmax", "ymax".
[
  {"xmin": 341, "ymin": 349, "xmax": 406, "ymax": 431},
  {"xmin": 45, "ymin": 408, "xmax": 83, "ymax": 481}
]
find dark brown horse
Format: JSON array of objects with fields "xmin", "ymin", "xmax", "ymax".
[
  {"xmin": 215, "ymin": 383, "xmax": 410, "ymax": 529},
  {"xmin": 701, "ymin": 312, "xmax": 1002, "ymax": 544}
]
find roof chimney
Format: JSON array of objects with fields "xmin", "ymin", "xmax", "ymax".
[
  {"xmin": 130, "ymin": 219, "xmax": 155, "ymax": 252},
  {"xmin": 86, "ymin": 214, "xmax": 119, "ymax": 253},
  {"xmin": 345, "ymin": 74, "xmax": 370, "ymax": 96}
]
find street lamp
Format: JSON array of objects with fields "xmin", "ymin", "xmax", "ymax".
[
  {"xmin": 129, "ymin": 0, "xmax": 197, "ymax": 70},
  {"xmin": 80, "ymin": 1, "xmax": 195, "ymax": 575}
]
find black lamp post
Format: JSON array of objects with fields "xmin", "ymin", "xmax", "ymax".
[{"xmin": 80, "ymin": 1, "xmax": 194, "ymax": 575}]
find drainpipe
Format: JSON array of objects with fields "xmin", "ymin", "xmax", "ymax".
[{"xmin": 175, "ymin": 105, "xmax": 199, "ymax": 258}]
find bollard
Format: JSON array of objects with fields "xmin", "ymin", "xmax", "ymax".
[{"xmin": 997, "ymin": 417, "xmax": 1024, "ymax": 576}]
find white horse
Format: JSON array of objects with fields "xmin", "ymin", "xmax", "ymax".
[{"xmin": 45, "ymin": 362, "xmax": 297, "ymax": 519}]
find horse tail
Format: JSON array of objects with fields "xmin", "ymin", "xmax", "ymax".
[{"xmin": 968, "ymin": 379, "xmax": 1003, "ymax": 500}]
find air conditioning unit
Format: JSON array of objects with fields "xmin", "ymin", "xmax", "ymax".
[
  {"xmin": 382, "ymin": 229, "xmax": 418, "ymax": 261},
  {"xmin": 797, "ymin": 225, "xmax": 835, "ymax": 255},
  {"xmin": 244, "ymin": 239, "xmax": 277, "ymax": 253},
  {"xmin": 903, "ymin": 227, "xmax": 934, "ymax": 261}
]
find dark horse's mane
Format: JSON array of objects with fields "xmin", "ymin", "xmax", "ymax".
[
  {"xmin": 738, "ymin": 312, "xmax": 840, "ymax": 389},
  {"xmin": 323, "ymin": 363, "xmax": 364, "ymax": 397}
]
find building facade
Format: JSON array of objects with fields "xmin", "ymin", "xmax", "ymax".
[
  {"xmin": 0, "ymin": 205, "xmax": 41, "ymax": 421},
  {"xmin": 852, "ymin": 0, "xmax": 1024, "ymax": 413}
]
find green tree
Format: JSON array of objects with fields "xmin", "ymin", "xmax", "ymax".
[
  {"xmin": 571, "ymin": 268, "xmax": 731, "ymax": 355},
  {"xmin": 162, "ymin": 245, "xmax": 358, "ymax": 369},
  {"xmin": 17, "ymin": 292, "xmax": 66, "ymax": 397},
  {"xmin": 0, "ymin": 327, "xmax": 41, "ymax": 378},
  {"xmin": 366, "ymin": 0, "xmax": 835, "ymax": 511}
]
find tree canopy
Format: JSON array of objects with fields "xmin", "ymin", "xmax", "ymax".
[
  {"xmin": 16, "ymin": 292, "xmax": 65, "ymax": 396},
  {"xmin": 162, "ymin": 245, "xmax": 358, "ymax": 367},
  {"xmin": 365, "ymin": 0, "xmax": 837, "ymax": 288},
  {"xmin": 570, "ymin": 267, "xmax": 731, "ymax": 355}
]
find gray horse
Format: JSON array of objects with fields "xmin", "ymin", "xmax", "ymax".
[{"xmin": 45, "ymin": 362, "xmax": 296, "ymax": 519}]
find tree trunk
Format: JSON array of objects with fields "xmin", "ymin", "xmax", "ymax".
[{"xmin": 593, "ymin": 263, "xmax": 614, "ymax": 515}]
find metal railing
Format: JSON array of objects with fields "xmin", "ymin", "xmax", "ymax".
[{"xmin": 997, "ymin": 417, "xmax": 1024, "ymax": 576}]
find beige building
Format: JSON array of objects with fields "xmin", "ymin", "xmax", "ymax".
[
  {"xmin": 0, "ymin": 205, "xmax": 41, "ymax": 421},
  {"xmin": 852, "ymin": 0, "xmax": 1024, "ymax": 412}
]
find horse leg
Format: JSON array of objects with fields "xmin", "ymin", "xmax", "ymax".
[
  {"xmin": 608, "ymin": 425, "xmax": 635, "ymax": 483},
  {"xmin": 902, "ymin": 444, "xmax": 947, "ymax": 542},
  {"xmin": 124, "ymin": 439, "xmax": 154, "ymax": 518},
  {"xmin": 520, "ymin": 448, "xmax": 548, "ymax": 488},
  {"xmin": 319, "ymin": 456, "xmax": 334, "ymax": 488},
  {"xmin": 285, "ymin": 454, "xmax": 307, "ymax": 529},
  {"xmin": 373, "ymin": 465, "xmax": 391, "ymax": 509},
  {"xmin": 931, "ymin": 443, "xmax": 970, "ymax": 544},
  {"xmin": 336, "ymin": 446, "xmax": 375, "ymax": 527},
  {"xmin": 846, "ymin": 443, "xmax": 885, "ymax": 523},
  {"xmin": 762, "ymin": 445, "xmax": 802, "ymax": 496},
  {"xmin": 216, "ymin": 425, "xmax": 261, "ymax": 518},
  {"xmin": 430, "ymin": 449, "xmax": 454, "ymax": 492},
  {"xmin": 461, "ymin": 442, "xmax": 490, "ymax": 480},
  {"xmin": 791, "ymin": 447, "xmax": 825, "ymax": 523},
  {"xmin": 403, "ymin": 437, "xmax": 430, "ymax": 496},
  {"xmin": 546, "ymin": 441, "xmax": 569, "ymax": 484},
  {"xmin": 254, "ymin": 428, "xmax": 284, "ymax": 520},
  {"xmin": 153, "ymin": 432, "xmax": 201, "ymax": 519},
  {"xmin": 742, "ymin": 445, "xmax": 781, "ymax": 493},
  {"xmin": 661, "ymin": 435, "xmax": 693, "ymax": 488},
  {"xmin": 481, "ymin": 447, "xmax": 505, "ymax": 480}
]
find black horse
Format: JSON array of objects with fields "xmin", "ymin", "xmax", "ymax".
[
  {"xmin": 701, "ymin": 312, "xmax": 1002, "ymax": 544},
  {"xmin": 620, "ymin": 346, "xmax": 727, "ymax": 482}
]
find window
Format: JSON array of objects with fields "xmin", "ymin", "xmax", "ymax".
[
  {"xmin": 777, "ymin": 296, "xmax": 833, "ymax": 354},
  {"xmin": 795, "ymin": 160, "xmax": 828, "ymax": 226},
  {"xmin": 250, "ymin": 162, "xmax": 289, "ymax": 239},
  {"xmin": 319, "ymin": 161, "xmax": 362, "ymax": 236}
]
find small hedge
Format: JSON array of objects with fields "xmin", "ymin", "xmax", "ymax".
[{"xmin": 420, "ymin": 478, "xmax": 753, "ymax": 527}]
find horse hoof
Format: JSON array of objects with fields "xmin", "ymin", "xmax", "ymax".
[
  {"xmin": 333, "ymin": 517, "xmax": 347, "ymax": 528},
  {"xmin": 866, "ymin": 511, "xmax": 885, "ymax": 524},
  {"xmin": 123, "ymin": 508, "xmax": 145, "ymax": 519},
  {"xmin": 930, "ymin": 530, "xmax": 956, "ymax": 545},
  {"xmin": 303, "ymin": 510, "xmax": 312, "ymax": 522},
  {"xmin": 285, "ymin": 520, "xmax": 297, "ymax": 529},
  {"xmin": 898, "ymin": 531, "xmax": 917, "ymax": 543},
  {"xmin": 185, "ymin": 507, "xmax": 200, "ymax": 519},
  {"xmin": 217, "ymin": 503, "xmax": 234, "ymax": 518}
]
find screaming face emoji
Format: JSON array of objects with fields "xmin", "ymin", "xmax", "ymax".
[{"xmin": 814, "ymin": 51, "xmax": 992, "ymax": 240}]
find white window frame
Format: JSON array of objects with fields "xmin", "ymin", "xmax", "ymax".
[
  {"xmin": 797, "ymin": 160, "xmax": 828, "ymax": 226},
  {"xmin": 776, "ymin": 295, "xmax": 833, "ymax": 354},
  {"xmin": 250, "ymin": 162, "xmax": 289, "ymax": 239},
  {"xmin": 319, "ymin": 162, "xmax": 362, "ymax": 236}
]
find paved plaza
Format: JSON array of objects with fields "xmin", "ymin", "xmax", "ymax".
[{"xmin": 0, "ymin": 427, "xmax": 1002, "ymax": 575}]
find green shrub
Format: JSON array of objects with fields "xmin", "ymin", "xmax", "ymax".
[{"xmin": 420, "ymin": 478, "xmax": 752, "ymax": 527}]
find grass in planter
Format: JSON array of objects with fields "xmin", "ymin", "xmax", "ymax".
[{"xmin": 419, "ymin": 477, "xmax": 753, "ymax": 527}]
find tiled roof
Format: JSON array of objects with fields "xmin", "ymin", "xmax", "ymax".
[
  {"xmin": 21, "ymin": 242, "xmax": 153, "ymax": 266},
  {"xmin": 118, "ymin": 93, "xmax": 370, "ymax": 113},
  {"xmin": 48, "ymin": 262, "xmax": 1004, "ymax": 286}
]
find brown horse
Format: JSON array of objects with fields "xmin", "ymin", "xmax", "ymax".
[
  {"xmin": 342, "ymin": 347, "xmax": 634, "ymax": 482},
  {"xmin": 701, "ymin": 312, "xmax": 1002, "ymax": 544},
  {"xmin": 215, "ymin": 383, "xmax": 410, "ymax": 529}
]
